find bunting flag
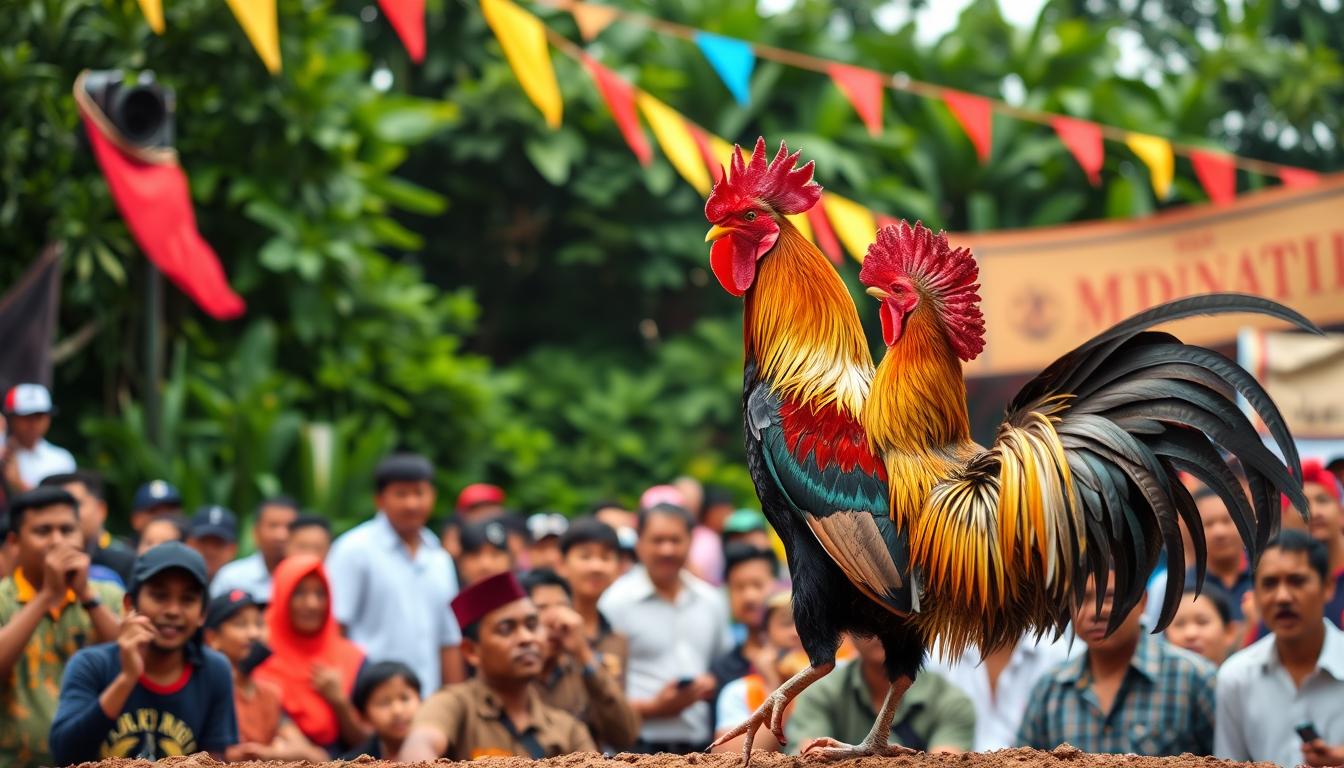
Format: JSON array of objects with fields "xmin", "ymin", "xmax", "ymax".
[
  {"xmin": 1190, "ymin": 149, "xmax": 1237, "ymax": 205},
  {"xmin": 637, "ymin": 91, "xmax": 712, "ymax": 194},
  {"xmin": 821, "ymin": 193, "xmax": 876, "ymax": 262},
  {"xmin": 1051, "ymin": 116, "xmax": 1104, "ymax": 186},
  {"xmin": 694, "ymin": 32, "xmax": 755, "ymax": 106},
  {"xmin": 570, "ymin": 1, "xmax": 617, "ymax": 40},
  {"xmin": 1125, "ymin": 132, "xmax": 1174, "ymax": 200},
  {"xmin": 481, "ymin": 0, "xmax": 562, "ymax": 128},
  {"xmin": 827, "ymin": 63, "xmax": 884, "ymax": 136},
  {"xmin": 942, "ymin": 89, "xmax": 992, "ymax": 162},
  {"xmin": 135, "ymin": 0, "xmax": 165, "ymax": 34},
  {"xmin": 582, "ymin": 55, "xmax": 651, "ymax": 165},
  {"xmin": 0, "ymin": 246, "xmax": 61, "ymax": 389},
  {"xmin": 805, "ymin": 199, "xmax": 844, "ymax": 265},
  {"xmin": 786, "ymin": 212, "xmax": 813, "ymax": 244},
  {"xmin": 377, "ymin": 0, "xmax": 426, "ymax": 63},
  {"xmin": 1279, "ymin": 167, "xmax": 1322, "ymax": 189},
  {"xmin": 224, "ymin": 0, "xmax": 281, "ymax": 73}
]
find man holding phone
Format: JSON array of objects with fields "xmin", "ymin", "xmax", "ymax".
[{"xmin": 1215, "ymin": 531, "xmax": 1344, "ymax": 767}]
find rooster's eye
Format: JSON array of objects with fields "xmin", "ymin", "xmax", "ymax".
[{"xmin": 744, "ymin": 211, "xmax": 757, "ymax": 221}]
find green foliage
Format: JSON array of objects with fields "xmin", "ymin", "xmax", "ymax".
[{"xmin": 2, "ymin": 0, "xmax": 1340, "ymax": 531}]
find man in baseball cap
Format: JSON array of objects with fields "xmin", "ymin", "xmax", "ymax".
[
  {"xmin": 187, "ymin": 505, "xmax": 239, "ymax": 581},
  {"xmin": 130, "ymin": 480, "xmax": 183, "ymax": 538},
  {"xmin": 51, "ymin": 542, "xmax": 238, "ymax": 762},
  {"xmin": 399, "ymin": 572, "xmax": 595, "ymax": 761},
  {"xmin": 456, "ymin": 483, "xmax": 506, "ymax": 522},
  {"xmin": 1, "ymin": 383, "xmax": 75, "ymax": 493}
]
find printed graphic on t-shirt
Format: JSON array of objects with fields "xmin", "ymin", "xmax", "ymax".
[{"xmin": 99, "ymin": 708, "xmax": 198, "ymax": 758}]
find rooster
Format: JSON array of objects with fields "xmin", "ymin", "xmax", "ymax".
[{"xmin": 704, "ymin": 139, "xmax": 925, "ymax": 762}]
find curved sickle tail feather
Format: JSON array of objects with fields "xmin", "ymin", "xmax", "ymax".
[{"xmin": 912, "ymin": 294, "xmax": 1319, "ymax": 659}]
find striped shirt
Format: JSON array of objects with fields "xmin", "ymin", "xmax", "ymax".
[{"xmin": 1017, "ymin": 632, "xmax": 1216, "ymax": 756}]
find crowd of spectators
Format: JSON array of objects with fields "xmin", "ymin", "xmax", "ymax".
[{"xmin": 1, "ymin": 381, "xmax": 1343, "ymax": 766}]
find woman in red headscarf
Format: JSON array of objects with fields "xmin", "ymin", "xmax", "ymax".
[{"xmin": 254, "ymin": 555, "xmax": 369, "ymax": 753}]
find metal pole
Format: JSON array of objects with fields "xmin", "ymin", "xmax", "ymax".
[{"xmin": 144, "ymin": 264, "xmax": 162, "ymax": 448}]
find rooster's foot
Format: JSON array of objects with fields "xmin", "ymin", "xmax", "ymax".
[
  {"xmin": 800, "ymin": 737, "xmax": 919, "ymax": 761},
  {"xmin": 708, "ymin": 689, "xmax": 791, "ymax": 765}
]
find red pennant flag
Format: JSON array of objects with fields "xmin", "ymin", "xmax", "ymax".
[
  {"xmin": 377, "ymin": 0, "xmax": 426, "ymax": 62},
  {"xmin": 875, "ymin": 214, "xmax": 901, "ymax": 231},
  {"xmin": 582, "ymin": 55, "xmax": 651, "ymax": 166},
  {"xmin": 687, "ymin": 125, "xmax": 717, "ymax": 182},
  {"xmin": 827, "ymin": 63, "xmax": 884, "ymax": 137},
  {"xmin": 1279, "ymin": 167, "xmax": 1322, "ymax": 189},
  {"xmin": 1190, "ymin": 150, "xmax": 1237, "ymax": 205},
  {"xmin": 79, "ymin": 114, "xmax": 245, "ymax": 320},
  {"xmin": 1050, "ymin": 116, "xmax": 1104, "ymax": 186},
  {"xmin": 806, "ymin": 195, "xmax": 844, "ymax": 266},
  {"xmin": 942, "ymin": 89, "xmax": 992, "ymax": 162}
]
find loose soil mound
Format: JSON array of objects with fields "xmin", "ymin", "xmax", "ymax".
[{"xmin": 65, "ymin": 746, "xmax": 1276, "ymax": 768}]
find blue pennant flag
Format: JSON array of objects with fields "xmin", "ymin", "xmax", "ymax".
[{"xmin": 694, "ymin": 32, "xmax": 755, "ymax": 105}]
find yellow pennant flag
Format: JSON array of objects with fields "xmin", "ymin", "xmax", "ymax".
[
  {"xmin": 1125, "ymin": 132, "xmax": 1174, "ymax": 200},
  {"xmin": 822, "ymin": 194, "xmax": 877, "ymax": 262},
  {"xmin": 224, "ymin": 0, "xmax": 281, "ymax": 73},
  {"xmin": 571, "ymin": 1, "xmax": 618, "ymax": 41},
  {"xmin": 481, "ymin": 0, "xmax": 563, "ymax": 128},
  {"xmin": 786, "ymin": 212, "xmax": 813, "ymax": 243},
  {"xmin": 637, "ymin": 92, "xmax": 711, "ymax": 195},
  {"xmin": 136, "ymin": 0, "xmax": 165, "ymax": 34}
]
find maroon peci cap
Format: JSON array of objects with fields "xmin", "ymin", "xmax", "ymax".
[
  {"xmin": 451, "ymin": 571, "xmax": 527, "ymax": 630},
  {"xmin": 456, "ymin": 483, "xmax": 506, "ymax": 513}
]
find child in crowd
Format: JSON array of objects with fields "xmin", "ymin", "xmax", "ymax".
[
  {"xmin": 1165, "ymin": 579, "xmax": 1240, "ymax": 666},
  {"xmin": 457, "ymin": 518, "xmax": 515, "ymax": 586},
  {"xmin": 203, "ymin": 590, "xmax": 327, "ymax": 761},
  {"xmin": 341, "ymin": 661, "xmax": 424, "ymax": 759}
]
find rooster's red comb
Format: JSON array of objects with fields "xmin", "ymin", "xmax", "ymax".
[{"xmin": 705, "ymin": 137, "xmax": 822, "ymax": 222}]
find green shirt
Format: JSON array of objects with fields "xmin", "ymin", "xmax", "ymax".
[
  {"xmin": 785, "ymin": 661, "xmax": 976, "ymax": 754},
  {"xmin": 0, "ymin": 574, "xmax": 124, "ymax": 768}
]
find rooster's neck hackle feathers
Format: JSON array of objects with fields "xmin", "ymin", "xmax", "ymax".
[{"xmin": 746, "ymin": 219, "xmax": 871, "ymax": 419}]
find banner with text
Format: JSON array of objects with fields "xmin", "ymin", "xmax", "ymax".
[{"xmin": 953, "ymin": 176, "xmax": 1344, "ymax": 378}]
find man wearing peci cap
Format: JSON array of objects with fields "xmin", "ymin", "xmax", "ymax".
[
  {"xmin": 50, "ymin": 542, "xmax": 238, "ymax": 762},
  {"xmin": 327, "ymin": 453, "xmax": 465, "ymax": 694},
  {"xmin": 187, "ymin": 506, "xmax": 239, "ymax": 582},
  {"xmin": 399, "ymin": 571, "xmax": 596, "ymax": 761},
  {"xmin": 1, "ymin": 384, "xmax": 75, "ymax": 493}
]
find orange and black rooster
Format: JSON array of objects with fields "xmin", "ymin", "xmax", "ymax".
[{"xmin": 705, "ymin": 138, "xmax": 1314, "ymax": 763}]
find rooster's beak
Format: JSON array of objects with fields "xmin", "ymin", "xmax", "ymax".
[
  {"xmin": 705, "ymin": 225, "xmax": 733, "ymax": 243},
  {"xmin": 865, "ymin": 286, "xmax": 891, "ymax": 300}
]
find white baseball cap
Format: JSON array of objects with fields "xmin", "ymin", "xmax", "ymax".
[{"xmin": 3, "ymin": 384, "xmax": 54, "ymax": 416}]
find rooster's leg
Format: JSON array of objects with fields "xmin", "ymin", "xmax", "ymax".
[
  {"xmin": 800, "ymin": 676, "xmax": 918, "ymax": 761},
  {"xmin": 709, "ymin": 661, "xmax": 835, "ymax": 766}
]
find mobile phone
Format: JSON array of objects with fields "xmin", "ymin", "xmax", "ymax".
[
  {"xmin": 676, "ymin": 677, "xmax": 695, "ymax": 689},
  {"xmin": 1296, "ymin": 723, "xmax": 1320, "ymax": 743}
]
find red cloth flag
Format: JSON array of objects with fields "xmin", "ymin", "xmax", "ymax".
[
  {"xmin": 79, "ymin": 114, "xmax": 245, "ymax": 320},
  {"xmin": 827, "ymin": 63, "xmax": 884, "ymax": 136},
  {"xmin": 1278, "ymin": 167, "xmax": 1322, "ymax": 189},
  {"xmin": 377, "ymin": 0, "xmax": 426, "ymax": 63},
  {"xmin": 942, "ymin": 89, "xmax": 993, "ymax": 162},
  {"xmin": 1191, "ymin": 149, "xmax": 1237, "ymax": 205},
  {"xmin": 582, "ymin": 55, "xmax": 651, "ymax": 166},
  {"xmin": 1050, "ymin": 116, "xmax": 1104, "ymax": 186},
  {"xmin": 806, "ymin": 195, "xmax": 844, "ymax": 266}
]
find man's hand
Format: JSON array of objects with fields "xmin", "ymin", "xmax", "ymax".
[
  {"xmin": 38, "ymin": 547, "xmax": 75, "ymax": 607},
  {"xmin": 545, "ymin": 606, "xmax": 594, "ymax": 666},
  {"xmin": 747, "ymin": 643, "xmax": 782, "ymax": 688},
  {"xmin": 117, "ymin": 612, "xmax": 156, "ymax": 681},
  {"xmin": 57, "ymin": 546, "xmax": 92, "ymax": 601},
  {"xmin": 1, "ymin": 438, "xmax": 24, "ymax": 491},
  {"xmin": 312, "ymin": 663, "xmax": 345, "ymax": 704},
  {"xmin": 1302, "ymin": 739, "xmax": 1344, "ymax": 767},
  {"xmin": 226, "ymin": 743, "xmax": 271, "ymax": 761},
  {"xmin": 648, "ymin": 674, "xmax": 717, "ymax": 717}
]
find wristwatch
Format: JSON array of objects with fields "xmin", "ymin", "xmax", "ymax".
[{"xmin": 80, "ymin": 596, "xmax": 101, "ymax": 611}]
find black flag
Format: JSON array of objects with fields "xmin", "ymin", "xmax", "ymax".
[{"xmin": 0, "ymin": 245, "xmax": 61, "ymax": 391}]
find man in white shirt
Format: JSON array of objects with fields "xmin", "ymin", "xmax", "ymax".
[
  {"xmin": 1216, "ymin": 530, "xmax": 1344, "ymax": 768},
  {"xmin": 1, "ymin": 384, "xmax": 75, "ymax": 492},
  {"xmin": 925, "ymin": 631, "xmax": 1076, "ymax": 751},
  {"xmin": 599, "ymin": 503, "xmax": 733, "ymax": 753},
  {"xmin": 210, "ymin": 496, "xmax": 299, "ymax": 604}
]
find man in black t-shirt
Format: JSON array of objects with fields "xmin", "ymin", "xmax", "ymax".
[{"xmin": 50, "ymin": 543, "xmax": 237, "ymax": 762}]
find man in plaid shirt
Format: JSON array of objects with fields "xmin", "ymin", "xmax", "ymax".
[{"xmin": 1017, "ymin": 571, "xmax": 1217, "ymax": 756}]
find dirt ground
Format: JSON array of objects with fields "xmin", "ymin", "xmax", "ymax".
[{"xmin": 64, "ymin": 746, "xmax": 1278, "ymax": 768}]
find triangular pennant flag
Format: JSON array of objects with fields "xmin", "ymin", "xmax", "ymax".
[
  {"xmin": 224, "ymin": 0, "xmax": 282, "ymax": 73},
  {"xmin": 942, "ymin": 89, "xmax": 992, "ymax": 162},
  {"xmin": 636, "ymin": 91, "xmax": 712, "ymax": 194},
  {"xmin": 1279, "ymin": 167, "xmax": 1322, "ymax": 189},
  {"xmin": 571, "ymin": 1, "xmax": 617, "ymax": 41},
  {"xmin": 1190, "ymin": 149, "xmax": 1237, "ymax": 205},
  {"xmin": 805, "ymin": 198, "xmax": 844, "ymax": 265},
  {"xmin": 1125, "ymin": 132, "xmax": 1173, "ymax": 200},
  {"xmin": 688, "ymin": 125, "xmax": 718, "ymax": 182},
  {"xmin": 786, "ymin": 212, "xmax": 813, "ymax": 245},
  {"xmin": 874, "ymin": 214, "xmax": 901, "ymax": 232},
  {"xmin": 0, "ymin": 246, "xmax": 62, "ymax": 387},
  {"xmin": 377, "ymin": 0, "xmax": 426, "ymax": 63},
  {"xmin": 827, "ymin": 63, "xmax": 884, "ymax": 136},
  {"xmin": 822, "ymin": 193, "xmax": 878, "ymax": 262},
  {"xmin": 1050, "ymin": 116, "xmax": 1104, "ymax": 186},
  {"xmin": 136, "ymin": 0, "xmax": 165, "ymax": 34},
  {"xmin": 582, "ymin": 55, "xmax": 651, "ymax": 165},
  {"xmin": 694, "ymin": 32, "xmax": 755, "ymax": 106},
  {"xmin": 480, "ymin": 0, "xmax": 562, "ymax": 128}
]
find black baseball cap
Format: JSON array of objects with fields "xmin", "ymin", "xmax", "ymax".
[
  {"xmin": 130, "ymin": 542, "xmax": 209, "ymax": 593},
  {"xmin": 188, "ymin": 505, "xmax": 238, "ymax": 542},
  {"xmin": 460, "ymin": 518, "xmax": 510, "ymax": 554},
  {"xmin": 205, "ymin": 589, "xmax": 257, "ymax": 629}
]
